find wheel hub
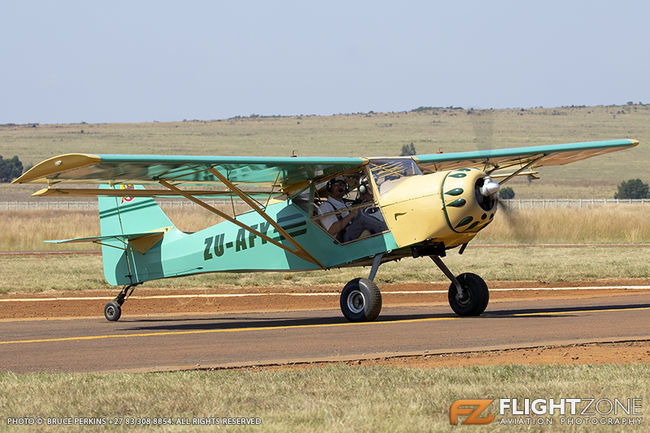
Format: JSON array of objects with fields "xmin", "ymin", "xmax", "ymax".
[
  {"xmin": 455, "ymin": 286, "xmax": 471, "ymax": 305},
  {"xmin": 347, "ymin": 289, "xmax": 366, "ymax": 314}
]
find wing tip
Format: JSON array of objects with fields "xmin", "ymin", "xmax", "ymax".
[{"xmin": 13, "ymin": 153, "xmax": 101, "ymax": 184}]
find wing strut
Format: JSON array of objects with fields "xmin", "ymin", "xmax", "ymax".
[
  {"xmin": 492, "ymin": 155, "xmax": 544, "ymax": 185},
  {"xmin": 158, "ymin": 178, "xmax": 325, "ymax": 269}
]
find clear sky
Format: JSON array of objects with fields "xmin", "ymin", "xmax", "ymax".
[{"xmin": 2, "ymin": 0, "xmax": 649, "ymax": 124}]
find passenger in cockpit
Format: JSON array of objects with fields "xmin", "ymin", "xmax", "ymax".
[{"xmin": 357, "ymin": 180, "xmax": 385, "ymax": 224}]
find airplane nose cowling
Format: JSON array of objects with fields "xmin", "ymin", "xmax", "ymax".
[
  {"xmin": 374, "ymin": 168, "xmax": 499, "ymax": 249},
  {"xmin": 442, "ymin": 168, "xmax": 498, "ymax": 233}
]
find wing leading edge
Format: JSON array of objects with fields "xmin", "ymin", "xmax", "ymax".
[
  {"xmin": 13, "ymin": 139, "xmax": 638, "ymax": 190},
  {"xmin": 13, "ymin": 154, "xmax": 366, "ymax": 187},
  {"xmin": 413, "ymin": 139, "xmax": 639, "ymax": 173}
]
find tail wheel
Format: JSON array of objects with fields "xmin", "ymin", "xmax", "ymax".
[
  {"xmin": 340, "ymin": 278, "xmax": 382, "ymax": 322},
  {"xmin": 448, "ymin": 273, "xmax": 489, "ymax": 316},
  {"xmin": 104, "ymin": 301, "xmax": 122, "ymax": 321}
]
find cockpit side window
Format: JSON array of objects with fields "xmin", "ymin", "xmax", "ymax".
[
  {"xmin": 310, "ymin": 168, "xmax": 389, "ymax": 243},
  {"xmin": 368, "ymin": 158, "xmax": 422, "ymax": 196},
  {"xmin": 290, "ymin": 184, "xmax": 312, "ymax": 214}
]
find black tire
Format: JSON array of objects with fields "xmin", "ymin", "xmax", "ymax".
[
  {"xmin": 340, "ymin": 278, "xmax": 382, "ymax": 322},
  {"xmin": 448, "ymin": 273, "xmax": 489, "ymax": 316},
  {"xmin": 104, "ymin": 301, "xmax": 122, "ymax": 322}
]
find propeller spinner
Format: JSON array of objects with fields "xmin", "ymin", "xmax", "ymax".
[{"xmin": 479, "ymin": 176, "xmax": 500, "ymax": 196}]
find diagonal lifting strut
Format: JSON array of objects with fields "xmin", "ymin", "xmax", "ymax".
[{"xmin": 158, "ymin": 176, "xmax": 325, "ymax": 269}]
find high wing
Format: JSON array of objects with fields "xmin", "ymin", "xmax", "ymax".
[
  {"xmin": 414, "ymin": 138, "xmax": 639, "ymax": 175},
  {"xmin": 13, "ymin": 154, "xmax": 365, "ymax": 195},
  {"xmin": 13, "ymin": 139, "xmax": 638, "ymax": 193}
]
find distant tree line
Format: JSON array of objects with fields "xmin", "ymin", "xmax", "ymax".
[
  {"xmin": 615, "ymin": 179, "xmax": 649, "ymax": 199},
  {"xmin": 400, "ymin": 142, "xmax": 417, "ymax": 156},
  {"xmin": 496, "ymin": 182, "xmax": 650, "ymax": 200},
  {"xmin": 0, "ymin": 155, "xmax": 23, "ymax": 182},
  {"xmin": 498, "ymin": 187, "xmax": 515, "ymax": 199}
]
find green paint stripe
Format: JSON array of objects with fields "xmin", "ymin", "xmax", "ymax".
[
  {"xmin": 416, "ymin": 139, "xmax": 638, "ymax": 164},
  {"xmin": 440, "ymin": 172, "xmax": 457, "ymax": 233},
  {"xmin": 273, "ymin": 229, "xmax": 307, "ymax": 241},
  {"xmin": 280, "ymin": 221, "xmax": 307, "ymax": 231},
  {"xmin": 277, "ymin": 213, "xmax": 303, "ymax": 223}
]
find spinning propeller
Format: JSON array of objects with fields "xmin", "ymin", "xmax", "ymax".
[{"xmin": 467, "ymin": 109, "xmax": 520, "ymax": 231}]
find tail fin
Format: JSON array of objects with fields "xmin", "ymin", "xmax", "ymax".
[
  {"xmin": 99, "ymin": 184, "xmax": 174, "ymax": 236},
  {"xmin": 99, "ymin": 185, "xmax": 175, "ymax": 285}
]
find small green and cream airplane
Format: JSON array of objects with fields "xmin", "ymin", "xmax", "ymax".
[{"xmin": 13, "ymin": 138, "xmax": 638, "ymax": 322}]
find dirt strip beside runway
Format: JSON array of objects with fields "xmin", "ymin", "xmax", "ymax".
[{"xmin": 1, "ymin": 279, "xmax": 649, "ymax": 320}]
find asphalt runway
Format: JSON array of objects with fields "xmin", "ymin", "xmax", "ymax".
[{"xmin": 1, "ymin": 292, "xmax": 649, "ymax": 373}]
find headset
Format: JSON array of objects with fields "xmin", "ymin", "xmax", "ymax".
[
  {"xmin": 358, "ymin": 181, "xmax": 369, "ymax": 195},
  {"xmin": 326, "ymin": 178, "xmax": 349, "ymax": 193}
]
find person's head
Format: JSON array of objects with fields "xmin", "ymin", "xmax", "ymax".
[{"xmin": 327, "ymin": 177, "xmax": 348, "ymax": 199}]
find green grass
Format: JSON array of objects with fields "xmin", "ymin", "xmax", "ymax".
[
  {"xmin": 1, "ymin": 364, "xmax": 648, "ymax": 432},
  {"xmin": 2, "ymin": 104, "xmax": 649, "ymax": 199},
  {"xmin": 1, "ymin": 246, "xmax": 648, "ymax": 295}
]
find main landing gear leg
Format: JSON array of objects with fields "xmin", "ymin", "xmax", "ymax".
[
  {"xmin": 104, "ymin": 283, "xmax": 140, "ymax": 322},
  {"xmin": 339, "ymin": 254, "xmax": 384, "ymax": 322},
  {"xmin": 430, "ymin": 255, "xmax": 489, "ymax": 317}
]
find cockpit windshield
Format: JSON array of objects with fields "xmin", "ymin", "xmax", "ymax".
[{"xmin": 368, "ymin": 158, "xmax": 422, "ymax": 195}]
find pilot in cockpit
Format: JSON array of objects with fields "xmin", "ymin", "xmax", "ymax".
[{"xmin": 318, "ymin": 176, "xmax": 387, "ymax": 242}]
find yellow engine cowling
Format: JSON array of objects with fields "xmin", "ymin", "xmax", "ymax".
[{"xmin": 377, "ymin": 168, "xmax": 498, "ymax": 248}]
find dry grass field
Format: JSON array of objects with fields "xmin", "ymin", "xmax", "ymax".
[
  {"xmin": 1, "ymin": 364, "xmax": 648, "ymax": 433},
  {"xmin": 1, "ymin": 104, "xmax": 649, "ymax": 200},
  {"xmin": 1, "ymin": 205, "xmax": 648, "ymax": 294},
  {"xmin": 2, "ymin": 246, "xmax": 648, "ymax": 295},
  {"xmin": 1, "ymin": 205, "xmax": 647, "ymax": 252},
  {"xmin": 0, "ymin": 206, "xmax": 648, "ymax": 294}
]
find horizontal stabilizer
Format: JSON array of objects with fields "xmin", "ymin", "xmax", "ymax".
[{"xmin": 45, "ymin": 228, "xmax": 170, "ymax": 254}]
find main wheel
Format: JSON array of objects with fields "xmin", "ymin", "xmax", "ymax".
[
  {"xmin": 340, "ymin": 278, "xmax": 382, "ymax": 322},
  {"xmin": 448, "ymin": 273, "xmax": 489, "ymax": 316},
  {"xmin": 104, "ymin": 301, "xmax": 122, "ymax": 322}
]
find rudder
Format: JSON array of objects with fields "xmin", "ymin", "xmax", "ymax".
[{"xmin": 98, "ymin": 185, "xmax": 174, "ymax": 285}]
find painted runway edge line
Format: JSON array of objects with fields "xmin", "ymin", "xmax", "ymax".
[{"xmin": 1, "ymin": 286, "xmax": 650, "ymax": 303}]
